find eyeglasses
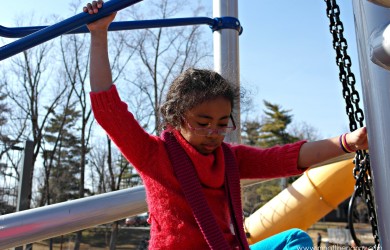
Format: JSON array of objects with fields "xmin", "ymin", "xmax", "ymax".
[{"xmin": 185, "ymin": 115, "xmax": 236, "ymax": 136}]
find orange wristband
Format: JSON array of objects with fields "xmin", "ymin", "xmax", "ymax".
[{"xmin": 341, "ymin": 133, "xmax": 354, "ymax": 153}]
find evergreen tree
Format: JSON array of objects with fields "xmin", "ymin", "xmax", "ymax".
[
  {"xmin": 41, "ymin": 103, "xmax": 85, "ymax": 205},
  {"xmin": 259, "ymin": 100, "xmax": 299, "ymax": 147},
  {"xmin": 241, "ymin": 120, "xmax": 262, "ymax": 146},
  {"xmin": 242, "ymin": 100, "xmax": 302, "ymax": 215}
]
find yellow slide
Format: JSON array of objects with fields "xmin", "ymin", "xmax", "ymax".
[{"xmin": 244, "ymin": 158, "xmax": 355, "ymax": 244}]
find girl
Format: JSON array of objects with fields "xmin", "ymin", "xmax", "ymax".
[{"xmin": 84, "ymin": 1, "xmax": 368, "ymax": 249}]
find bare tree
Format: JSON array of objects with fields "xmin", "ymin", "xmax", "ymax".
[
  {"xmin": 0, "ymin": 83, "xmax": 9, "ymax": 142},
  {"xmin": 121, "ymin": 0, "xmax": 212, "ymax": 134},
  {"xmin": 2, "ymin": 38, "xmax": 70, "ymax": 209},
  {"xmin": 88, "ymin": 139, "xmax": 109, "ymax": 194},
  {"xmin": 0, "ymin": 81, "xmax": 12, "ymax": 158},
  {"xmin": 0, "ymin": 56, "xmax": 27, "ymax": 169},
  {"xmin": 289, "ymin": 121, "xmax": 321, "ymax": 142},
  {"xmin": 88, "ymin": 137, "xmax": 142, "ymax": 193}
]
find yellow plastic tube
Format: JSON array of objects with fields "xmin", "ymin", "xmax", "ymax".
[{"xmin": 244, "ymin": 159, "xmax": 355, "ymax": 244}]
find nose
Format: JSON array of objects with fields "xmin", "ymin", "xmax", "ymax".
[{"xmin": 206, "ymin": 129, "xmax": 222, "ymax": 138}]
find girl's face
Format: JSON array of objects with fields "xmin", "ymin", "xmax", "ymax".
[{"xmin": 180, "ymin": 97, "xmax": 232, "ymax": 155}]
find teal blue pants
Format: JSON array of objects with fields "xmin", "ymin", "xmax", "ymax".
[{"xmin": 249, "ymin": 228, "xmax": 313, "ymax": 250}]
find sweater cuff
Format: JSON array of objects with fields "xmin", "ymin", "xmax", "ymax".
[
  {"xmin": 284, "ymin": 140, "xmax": 307, "ymax": 175},
  {"xmin": 90, "ymin": 85, "xmax": 122, "ymax": 111}
]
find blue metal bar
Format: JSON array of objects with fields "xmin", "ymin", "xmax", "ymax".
[
  {"xmin": 0, "ymin": 25, "xmax": 47, "ymax": 38},
  {"xmin": 0, "ymin": 16, "xmax": 243, "ymax": 39},
  {"xmin": 0, "ymin": 0, "xmax": 143, "ymax": 61},
  {"xmin": 0, "ymin": 17, "xmax": 216, "ymax": 38},
  {"xmin": 0, "ymin": 15, "xmax": 242, "ymax": 61}
]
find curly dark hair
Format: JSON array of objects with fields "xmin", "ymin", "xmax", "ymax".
[{"xmin": 160, "ymin": 68, "xmax": 240, "ymax": 129}]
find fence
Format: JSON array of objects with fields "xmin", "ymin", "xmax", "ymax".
[{"xmin": 0, "ymin": 143, "xmax": 23, "ymax": 215}]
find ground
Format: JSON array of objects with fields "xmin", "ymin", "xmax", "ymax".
[{"xmin": 10, "ymin": 222, "xmax": 375, "ymax": 249}]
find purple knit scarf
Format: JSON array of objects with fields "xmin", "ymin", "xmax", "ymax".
[{"xmin": 162, "ymin": 130, "xmax": 249, "ymax": 250}]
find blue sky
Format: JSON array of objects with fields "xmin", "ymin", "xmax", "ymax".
[{"xmin": 0, "ymin": 0, "xmax": 362, "ymax": 139}]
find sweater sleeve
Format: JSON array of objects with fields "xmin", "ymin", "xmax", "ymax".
[
  {"xmin": 232, "ymin": 141, "xmax": 307, "ymax": 179},
  {"xmin": 90, "ymin": 85, "xmax": 160, "ymax": 170}
]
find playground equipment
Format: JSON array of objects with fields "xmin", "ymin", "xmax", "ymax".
[
  {"xmin": 245, "ymin": 158, "xmax": 355, "ymax": 244},
  {"xmin": 346, "ymin": 1, "xmax": 390, "ymax": 248},
  {"xmin": 0, "ymin": 0, "xmax": 242, "ymax": 61},
  {"xmin": 2, "ymin": 0, "xmax": 390, "ymax": 248},
  {"xmin": 325, "ymin": 0, "xmax": 377, "ymax": 246}
]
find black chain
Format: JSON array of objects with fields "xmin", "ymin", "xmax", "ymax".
[{"xmin": 324, "ymin": 0, "xmax": 380, "ymax": 247}]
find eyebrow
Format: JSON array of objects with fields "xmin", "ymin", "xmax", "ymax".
[{"xmin": 196, "ymin": 114, "xmax": 230, "ymax": 120}]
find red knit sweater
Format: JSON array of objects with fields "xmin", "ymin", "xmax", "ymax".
[{"xmin": 90, "ymin": 85, "xmax": 306, "ymax": 249}]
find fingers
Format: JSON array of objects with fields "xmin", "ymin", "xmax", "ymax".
[
  {"xmin": 344, "ymin": 127, "xmax": 369, "ymax": 151},
  {"xmin": 83, "ymin": 0, "xmax": 104, "ymax": 14},
  {"xmin": 353, "ymin": 127, "xmax": 369, "ymax": 150}
]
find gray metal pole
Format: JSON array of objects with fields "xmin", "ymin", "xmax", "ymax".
[
  {"xmin": 213, "ymin": 0, "xmax": 241, "ymax": 143},
  {"xmin": 352, "ymin": 0, "xmax": 390, "ymax": 248},
  {"xmin": 16, "ymin": 140, "xmax": 34, "ymax": 211},
  {"xmin": 0, "ymin": 186, "xmax": 147, "ymax": 249},
  {"xmin": 15, "ymin": 140, "xmax": 34, "ymax": 250}
]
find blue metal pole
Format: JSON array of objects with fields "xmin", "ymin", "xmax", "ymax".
[
  {"xmin": 0, "ymin": 0, "xmax": 143, "ymax": 61},
  {"xmin": 0, "ymin": 17, "xmax": 216, "ymax": 39},
  {"xmin": 0, "ymin": 15, "xmax": 245, "ymax": 62}
]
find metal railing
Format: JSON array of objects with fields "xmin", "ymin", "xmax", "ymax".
[
  {"xmin": 0, "ymin": 186, "xmax": 148, "ymax": 249},
  {"xmin": 0, "ymin": 0, "xmax": 242, "ymax": 61},
  {"xmin": 0, "ymin": 0, "xmax": 143, "ymax": 61}
]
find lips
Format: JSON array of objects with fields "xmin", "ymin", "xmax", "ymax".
[{"xmin": 201, "ymin": 143, "xmax": 219, "ymax": 152}]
